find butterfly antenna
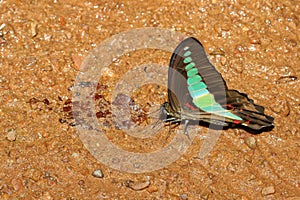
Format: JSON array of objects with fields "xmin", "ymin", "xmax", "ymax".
[{"xmin": 146, "ymin": 103, "xmax": 163, "ymax": 118}]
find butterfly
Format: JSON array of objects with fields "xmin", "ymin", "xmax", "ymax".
[{"xmin": 160, "ymin": 37, "xmax": 274, "ymax": 132}]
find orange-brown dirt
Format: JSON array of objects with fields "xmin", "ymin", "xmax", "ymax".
[{"xmin": 1, "ymin": 0, "xmax": 299, "ymax": 199}]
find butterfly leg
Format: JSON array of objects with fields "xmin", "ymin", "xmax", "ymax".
[
  {"xmin": 183, "ymin": 120, "xmax": 192, "ymax": 140},
  {"xmin": 163, "ymin": 117, "xmax": 180, "ymax": 123},
  {"xmin": 183, "ymin": 120, "xmax": 189, "ymax": 133}
]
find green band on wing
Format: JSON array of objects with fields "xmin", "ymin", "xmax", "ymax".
[
  {"xmin": 188, "ymin": 81, "xmax": 206, "ymax": 90},
  {"xmin": 187, "ymin": 68, "xmax": 198, "ymax": 77},
  {"xmin": 184, "ymin": 51, "xmax": 191, "ymax": 57},
  {"xmin": 188, "ymin": 82, "xmax": 204, "ymax": 91},
  {"xmin": 187, "ymin": 75, "xmax": 202, "ymax": 85},
  {"xmin": 193, "ymin": 95, "xmax": 243, "ymax": 120},
  {"xmin": 201, "ymin": 105, "xmax": 226, "ymax": 112},
  {"xmin": 201, "ymin": 105, "xmax": 243, "ymax": 120},
  {"xmin": 188, "ymin": 88, "xmax": 209, "ymax": 98},
  {"xmin": 185, "ymin": 62, "xmax": 195, "ymax": 71},
  {"xmin": 192, "ymin": 94, "xmax": 215, "ymax": 108},
  {"xmin": 183, "ymin": 57, "xmax": 192, "ymax": 64},
  {"xmin": 188, "ymin": 82, "xmax": 207, "ymax": 91},
  {"xmin": 182, "ymin": 47, "xmax": 242, "ymax": 121}
]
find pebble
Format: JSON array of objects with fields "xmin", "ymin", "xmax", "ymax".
[
  {"xmin": 78, "ymin": 180, "xmax": 85, "ymax": 186},
  {"xmin": 112, "ymin": 93, "xmax": 131, "ymax": 107},
  {"xmin": 92, "ymin": 169, "xmax": 104, "ymax": 178},
  {"xmin": 147, "ymin": 185, "xmax": 158, "ymax": 193},
  {"xmin": 101, "ymin": 67, "xmax": 115, "ymax": 77},
  {"xmin": 200, "ymin": 190, "xmax": 211, "ymax": 200},
  {"xmin": 235, "ymin": 45, "xmax": 246, "ymax": 53},
  {"xmin": 125, "ymin": 180, "xmax": 150, "ymax": 191},
  {"xmin": 24, "ymin": 56, "xmax": 37, "ymax": 68},
  {"xmin": 220, "ymin": 56, "xmax": 227, "ymax": 66},
  {"xmin": 209, "ymin": 49, "xmax": 225, "ymax": 56},
  {"xmin": 71, "ymin": 53, "xmax": 84, "ymax": 71},
  {"xmin": 179, "ymin": 194, "xmax": 188, "ymax": 200},
  {"xmin": 286, "ymin": 39, "xmax": 297, "ymax": 47},
  {"xmin": 30, "ymin": 20, "xmax": 38, "ymax": 37},
  {"xmin": 250, "ymin": 38, "xmax": 261, "ymax": 44},
  {"xmin": 270, "ymin": 99, "xmax": 290, "ymax": 117},
  {"xmin": 11, "ymin": 178, "xmax": 23, "ymax": 191},
  {"xmin": 40, "ymin": 191, "xmax": 53, "ymax": 200},
  {"xmin": 30, "ymin": 169, "xmax": 42, "ymax": 182},
  {"xmin": 244, "ymin": 137, "xmax": 257, "ymax": 149},
  {"xmin": 6, "ymin": 129, "xmax": 16, "ymax": 141},
  {"xmin": 262, "ymin": 186, "xmax": 275, "ymax": 196},
  {"xmin": 275, "ymin": 76, "xmax": 297, "ymax": 84}
]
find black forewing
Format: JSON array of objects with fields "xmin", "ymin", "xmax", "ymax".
[{"xmin": 168, "ymin": 37, "xmax": 228, "ymax": 114}]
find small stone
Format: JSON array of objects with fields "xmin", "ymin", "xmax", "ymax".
[
  {"xmin": 262, "ymin": 186, "xmax": 275, "ymax": 196},
  {"xmin": 209, "ymin": 49, "xmax": 225, "ymax": 56},
  {"xmin": 71, "ymin": 53, "xmax": 84, "ymax": 71},
  {"xmin": 101, "ymin": 67, "xmax": 115, "ymax": 77},
  {"xmin": 275, "ymin": 76, "xmax": 297, "ymax": 84},
  {"xmin": 200, "ymin": 190, "xmax": 212, "ymax": 200},
  {"xmin": 78, "ymin": 180, "xmax": 85, "ymax": 185},
  {"xmin": 24, "ymin": 56, "xmax": 37, "ymax": 67},
  {"xmin": 30, "ymin": 169, "xmax": 42, "ymax": 182},
  {"xmin": 286, "ymin": 39, "xmax": 297, "ymax": 47},
  {"xmin": 250, "ymin": 38, "xmax": 261, "ymax": 44},
  {"xmin": 40, "ymin": 191, "xmax": 53, "ymax": 200},
  {"xmin": 220, "ymin": 56, "xmax": 227, "ymax": 66},
  {"xmin": 235, "ymin": 45, "xmax": 246, "ymax": 53},
  {"xmin": 180, "ymin": 194, "xmax": 188, "ymax": 200},
  {"xmin": 112, "ymin": 93, "xmax": 132, "ymax": 107},
  {"xmin": 30, "ymin": 20, "xmax": 38, "ymax": 37},
  {"xmin": 11, "ymin": 178, "xmax": 23, "ymax": 191},
  {"xmin": 207, "ymin": 173, "xmax": 214, "ymax": 179},
  {"xmin": 147, "ymin": 185, "xmax": 158, "ymax": 193},
  {"xmin": 124, "ymin": 180, "xmax": 150, "ymax": 191},
  {"xmin": 6, "ymin": 129, "xmax": 16, "ymax": 141},
  {"xmin": 92, "ymin": 169, "xmax": 104, "ymax": 178},
  {"xmin": 244, "ymin": 137, "xmax": 257, "ymax": 149},
  {"xmin": 270, "ymin": 99, "xmax": 290, "ymax": 117}
]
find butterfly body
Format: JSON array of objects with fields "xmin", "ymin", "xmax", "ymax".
[{"xmin": 161, "ymin": 37, "xmax": 274, "ymax": 132}]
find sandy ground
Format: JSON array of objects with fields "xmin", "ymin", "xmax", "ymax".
[{"xmin": 1, "ymin": 0, "xmax": 299, "ymax": 199}]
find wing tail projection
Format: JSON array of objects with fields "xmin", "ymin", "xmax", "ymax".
[{"xmin": 226, "ymin": 90, "xmax": 274, "ymax": 130}]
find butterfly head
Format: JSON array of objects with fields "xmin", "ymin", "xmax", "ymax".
[{"xmin": 159, "ymin": 102, "xmax": 182, "ymax": 123}]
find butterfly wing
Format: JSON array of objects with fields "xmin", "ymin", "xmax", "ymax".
[
  {"xmin": 167, "ymin": 37, "xmax": 274, "ymax": 130},
  {"xmin": 167, "ymin": 40, "xmax": 194, "ymax": 115},
  {"xmin": 168, "ymin": 37, "xmax": 238, "ymax": 122},
  {"xmin": 226, "ymin": 90, "xmax": 274, "ymax": 130}
]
